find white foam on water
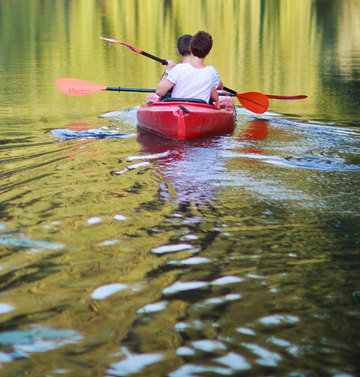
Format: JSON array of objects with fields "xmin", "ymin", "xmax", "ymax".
[
  {"xmin": 51, "ymin": 128, "xmax": 136, "ymax": 140},
  {"xmin": 127, "ymin": 162, "xmax": 151, "ymax": 170},
  {"xmin": 114, "ymin": 162, "xmax": 150, "ymax": 175},
  {"xmin": 126, "ymin": 152, "xmax": 169, "ymax": 161}
]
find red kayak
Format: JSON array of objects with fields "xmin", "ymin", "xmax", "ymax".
[{"xmin": 137, "ymin": 94, "xmax": 236, "ymax": 140}]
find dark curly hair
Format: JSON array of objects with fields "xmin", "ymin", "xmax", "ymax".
[{"xmin": 190, "ymin": 31, "xmax": 213, "ymax": 58}]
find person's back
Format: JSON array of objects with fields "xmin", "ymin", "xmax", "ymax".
[
  {"xmin": 156, "ymin": 31, "xmax": 222, "ymax": 104},
  {"xmin": 169, "ymin": 63, "xmax": 219, "ymax": 102}
]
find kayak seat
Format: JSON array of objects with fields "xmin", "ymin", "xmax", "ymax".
[{"xmin": 161, "ymin": 97, "xmax": 208, "ymax": 104}]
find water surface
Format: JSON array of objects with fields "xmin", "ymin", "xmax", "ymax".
[{"xmin": 0, "ymin": 1, "xmax": 359, "ymax": 376}]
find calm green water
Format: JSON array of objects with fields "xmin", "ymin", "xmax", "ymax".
[{"xmin": 0, "ymin": 1, "xmax": 360, "ymax": 376}]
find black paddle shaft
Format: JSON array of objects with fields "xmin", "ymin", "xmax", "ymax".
[
  {"xmin": 141, "ymin": 51, "xmax": 167, "ymax": 65},
  {"xmin": 106, "ymin": 87, "xmax": 156, "ymax": 93},
  {"xmin": 106, "ymin": 87, "xmax": 235, "ymax": 98}
]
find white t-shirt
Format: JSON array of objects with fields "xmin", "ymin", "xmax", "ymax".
[{"xmin": 167, "ymin": 63, "xmax": 220, "ymax": 103}]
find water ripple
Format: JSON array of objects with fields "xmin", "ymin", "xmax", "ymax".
[
  {"xmin": 107, "ymin": 347, "xmax": 164, "ymax": 377},
  {"xmin": 91, "ymin": 283, "xmax": 129, "ymax": 300},
  {"xmin": 51, "ymin": 128, "xmax": 137, "ymax": 140},
  {"xmin": 0, "ymin": 325, "xmax": 82, "ymax": 365},
  {"xmin": 241, "ymin": 343, "xmax": 282, "ymax": 367},
  {"xmin": 0, "ymin": 233, "xmax": 63, "ymax": 250},
  {"xmin": 215, "ymin": 352, "xmax": 251, "ymax": 371}
]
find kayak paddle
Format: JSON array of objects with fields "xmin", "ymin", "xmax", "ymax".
[
  {"xmin": 56, "ymin": 78, "xmax": 261, "ymax": 100},
  {"xmin": 56, "ymin": 78, "xmax": 268, "ymax": 113},
  {"xmin": 57, "ymin": 78, "xmax": 271, "ymax": 114},
  {"xmin": 100, "ymin": 37, "xmax": 307, "ymax": 102}
]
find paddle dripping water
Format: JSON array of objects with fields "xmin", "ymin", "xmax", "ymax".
[{"xmin": 0, "ymin": 1, "xmax": 360, "ymax": 376}]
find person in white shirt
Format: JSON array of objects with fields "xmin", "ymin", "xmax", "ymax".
[
  {"xmin": 156, "ymin": 31, "xmax": 223, "ymax": 104},
  {"xmin": 160, "ymin": 34, "xmax": 192, "ymax": 100}
]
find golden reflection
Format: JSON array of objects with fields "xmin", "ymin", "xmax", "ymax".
[{"xmin": 1, "ymin": 0, "xmax": 359, "ymax": 122}]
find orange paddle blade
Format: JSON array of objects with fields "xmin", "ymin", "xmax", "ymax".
[
  {"xmin": 236, "ymin": 92, "xmax": 269, "ymax": 114},
  {"xmin": 100, "ymin": 37, "xmax": 143, "ymax": 54},
  {"xmin": 56, "ymin": 78, "xmax": 106, "ymax": 96}
]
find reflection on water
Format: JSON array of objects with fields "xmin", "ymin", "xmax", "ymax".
[
  {"xmin": 1, "ymin": 0, "xmax": 360, "ymax": 124},
  {"xmin": 0, "ymin": 325, "xmax": 82, "ymax": 360},
  {"xmin": 239, "ymin": 119, "xmax": 269, "ymax": 141},
  {"xmin": 1, "ymin": 106, "xmax": 359, "ymax": 375},
  {"xmin": 0, "ymin": 0, "xmax": 360, "ymax": 376},
  {"xmin": 51, "ymin": 127, "xmax": 137, "ymax": 141}
]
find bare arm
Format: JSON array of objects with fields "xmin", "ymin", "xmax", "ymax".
[
  {"xmin": 211, "ymin": 87, "xmax": 219, "ymax": 104},
  {"xmin": 156, "ymin": 78, "xmax": 174, "ymax": 97},
  {"xmin": 156, "ymin": 60, "xmax": 175, "ymax": 97}
]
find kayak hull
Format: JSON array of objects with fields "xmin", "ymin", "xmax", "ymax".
[{"xmin": 137, "ymin": 94, "xmax": 235, "ymax": 140}]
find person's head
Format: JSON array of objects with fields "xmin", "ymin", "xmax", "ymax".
[
  {"xmin": 189, "ymin": 31, "xmax": 213, "ymax": 58},
  {"xmin": 177, "ymin": 34, "xmax": 192, "ymax": 57}
]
